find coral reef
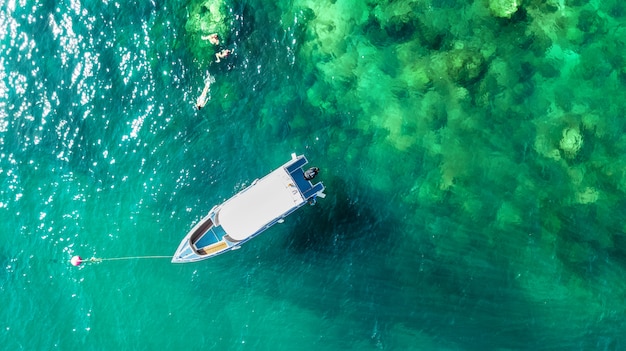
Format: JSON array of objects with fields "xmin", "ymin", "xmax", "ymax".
[
  {"xmin": 444, "ymin": 46, "xmax": 488, "ymax": 87},
  {"xmin": 488, "ymin": 0, "xmax": 519, "ymax": 18},
  {"xmin": 176, "ymin": 0, "xmax": 626, "ymax": 339},
  {"xmin": 559, "ymin": 126, "xmax": 583, "ymax": 158}
]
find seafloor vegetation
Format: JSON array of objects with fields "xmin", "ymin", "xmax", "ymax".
[{"xmin": 184, "ymin": 0, "xmax": 626, "ymax": 345}]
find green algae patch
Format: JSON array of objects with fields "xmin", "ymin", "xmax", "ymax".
[
  {"xmin": 257, "ymin": 0, "xmax": 626, "ymax": 340},
  {"xmin": 488, "ymin": 0, "xmax": 519, "ymax": 18},
  {"xmin": 444, "ymin": 46, "xmax": 488, "ymax": 87}
]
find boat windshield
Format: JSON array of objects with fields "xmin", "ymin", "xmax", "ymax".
[{"xmin": 189, "ymin": 218, "xmax": 214, "ymax": 246}]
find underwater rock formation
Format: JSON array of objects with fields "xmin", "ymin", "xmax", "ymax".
[
  {"xmin": 576, "ymin": 187, "xmax": 599, "ymax": 204},
  {"xmin": 445, "ymin": 46, "xmax": 488, "ymax": 87},
  {"xmin": 488, "ymin": 0, "xmax": 519, "ymax": 18},
  {"xmin": 559, "ymin": 127, "xmax": 583, "ymax": 158}
]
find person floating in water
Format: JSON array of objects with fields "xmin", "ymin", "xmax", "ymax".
[
  {"xmin": 201, "ymin": 33, "xmax": 219, "ymax": 45},
  {"xmin": 196, "ymin": 73, "xmax": 216, "ymax": 110},
  {"xmin": 215, "ymin": 49, "xmax": 231, "ymax": 63}
]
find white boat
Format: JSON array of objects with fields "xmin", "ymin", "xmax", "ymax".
[{"xmin": 171, "ymin": 154, "xmax": 325, "ymax": 263}]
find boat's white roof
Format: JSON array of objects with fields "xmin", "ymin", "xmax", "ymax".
[{"xmin": 218, "ymin": 167, "xmax": 305, "ymax": 241}]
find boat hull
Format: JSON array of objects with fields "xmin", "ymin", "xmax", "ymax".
[{"xmin": 172, "ymin": 154, "xmax": 324, "ymax": 263}]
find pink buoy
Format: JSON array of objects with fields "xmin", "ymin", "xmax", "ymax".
[{"xmin": 70, "ymin": 255, "xmax": 82, "ymax": 266}]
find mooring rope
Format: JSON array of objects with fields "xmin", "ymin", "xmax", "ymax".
[
  {"xmin": 96, "ymin": 255, "xmax": 171, "ymax": 262},
  {"xmin": 71, "ymin": 255, "xmax": 170, "ymax": 266}
]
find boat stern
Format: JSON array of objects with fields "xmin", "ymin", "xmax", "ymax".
[{"xmin": 285, "ymin": 153, "xmax": 325, "ymax": 202}]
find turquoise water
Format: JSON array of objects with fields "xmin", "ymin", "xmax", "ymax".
[{"xmin": 2, "ymin": 0, "xmax": 626, "ymax": 349}]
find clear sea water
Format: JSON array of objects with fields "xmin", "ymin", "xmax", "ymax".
[{"xmin": 2, "ymin": 0, "xmax": 626, "ymax": 349}]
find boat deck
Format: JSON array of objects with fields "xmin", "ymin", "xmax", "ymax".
[
  {"xmin": 197, "ymin": 241, "xmax": 228, "ymax": 255},
  {"xmin": 218, "ymin": 166, "xmax": 305, "ymax": 241}
]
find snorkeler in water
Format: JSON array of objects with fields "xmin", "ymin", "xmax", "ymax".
[
  {"xmin": 215, "ymin": 49, "xmax": 232, "ymax": 63},
  {"xmin": 201, "ymin": 33, "xmax": 219, "ymax": 45},
  {"xmin": 196, "ymin": 73, "xmax": 216, "ymax": 110}
]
